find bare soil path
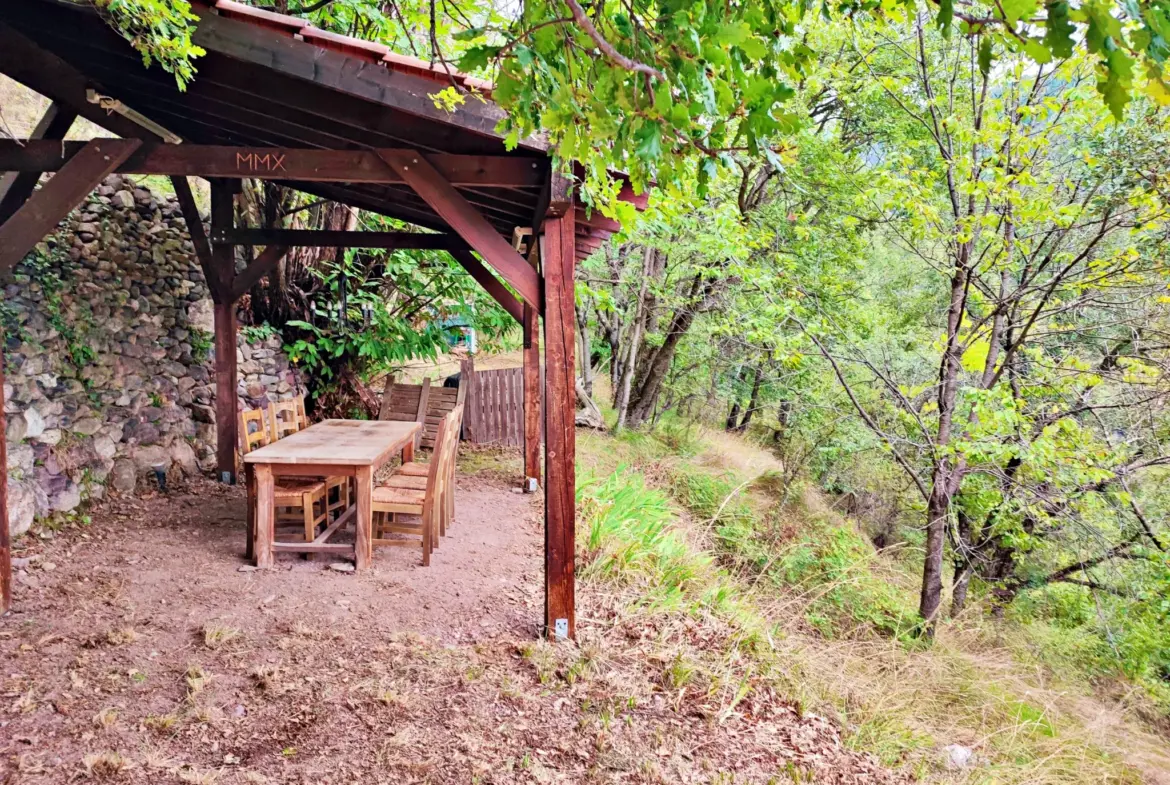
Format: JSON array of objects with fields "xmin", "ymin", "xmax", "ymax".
[{"xmin": 0, "ymin": 464, "xmax": 902, "ymax": 784}]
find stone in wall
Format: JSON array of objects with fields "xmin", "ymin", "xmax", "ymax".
[{"xmin": 2, "ymin": 176, "xmax": 306, "ymax": 538}]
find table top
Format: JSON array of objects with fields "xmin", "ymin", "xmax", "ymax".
[{"xmin": 243, "ymin": 419, "xmax": 420, "ymax": 466}]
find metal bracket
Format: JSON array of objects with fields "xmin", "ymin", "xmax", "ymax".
[
  {"xmin": 525, "ymin": 477, "xmax": 538, "ymax": 494},
  {"xmin": 553, "ymin": 618, "xmax": 569, "ymax": 641}
]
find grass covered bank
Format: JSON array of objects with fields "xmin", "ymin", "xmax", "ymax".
[{"xmin": 574, "ymin": 422, "xmax": 1170, "ymax": 784}]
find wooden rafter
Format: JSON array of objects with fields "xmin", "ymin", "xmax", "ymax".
[
  {"xmin": 0, "ymin": 139, "xmax": 142, "ymax": 273},
  {"xmin": 0, "ymin": 23, "xmax": 157, "ymax": 140},
  {"xmin": 0, "ymin": 141, "xmax": 546, "ymax": 187},
  {"xmin": 379, "ymin": 149, "xmax": 542, "ymax": 312},
  {"xmin": 210, "ymin": 228, "xmax": 468, "ymax": 250},
  {"xmin": 449, "ymin": 249, "xmax": 524, "ymax": 324},
  {"xmin": 229, "ymin": 243, "xmax": 291, "ymax": 302},
  {"xmin": 0, "ymin": 104, "xmax": 77, "ymax": 223}
]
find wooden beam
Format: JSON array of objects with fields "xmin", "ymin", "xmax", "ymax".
[
  {"xmin": 0, "ymin": 104, "xmax": 77, "ymax": 223},
  {"xmin": 449, "ymin": 250, "xmax": 524, "ymax": 325},
  {"xmin": 211, "ymin": 180, "xmax": 239, "ymax": 484},
  {"xmin": 0, "ymin": 329, "xmax": 10, "ymax": 615},
  {"xmin": 0, "ymin": 141, "xmax": 546, "ymax": 187},
  {"xmin": 193, "ymin": 11, "xmax": 531, "ymax": 149},
  {"xmin": 0, "ymin": 139, "xmax": 142, "ymax": 274},
  {"xmin": 379, "ymin": 149, "xmax": 542, "ymax": 311},
  {"xmin": 542, "ymin": 204, "xmax": 577, "ymax": 641},
  {"xmin": 0, "ymin": 23, "xmax": 158, "ymax": 141},
  {"xmin": 170, "ymin": 175, "xmax": 221, "ymax": 301},
  {"xmin": 210, "ymin": 227, "xmax": 468, "ymax": 250},
  {"xmin": 229, "ymin": 243, "xmax": 290, "ymax": 302}
]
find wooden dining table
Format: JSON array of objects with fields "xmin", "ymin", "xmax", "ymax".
[{"xmin": 244, "ymin": 419, "xmax": 422, "ymax": 569}]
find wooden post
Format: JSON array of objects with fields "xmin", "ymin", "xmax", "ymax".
[
  {"xmin": 523, "ymin": 299, "xmax": 541, "ymax": 489},
  {"xmin": 210, "ymin": 180, "xmax": 239, "ymax": 484},
  {"xmin": 542, "ymin": 196, "xmax": 577, "ymax": 640},
  {"xmin": 0, "ymin": 328, "xmax": 10, "ymax": 615}
]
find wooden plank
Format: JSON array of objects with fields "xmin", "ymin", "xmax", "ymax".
[
  {"xmin": 312, "ymin": 504, "xmax": 356, "ymax": 544},
  {"xmin": 0, "ymin": 330, "xmax": 9, "ymax": 614},
  {"xmin": 245, "ymin": 463, "xmax": 256, "ymax": 561},
  {"xmin": 229, "ymin": 242, "xmax": 289, "ymax": 301},
  {"xmin": 355, "ymin": 466, "xmax": 373, "ymax": 569},
  {"xmin": 378, "ymin": 374, "xmax": 396, "ymax": 420},
  {"xmin": 542, "ymin": 204, "xmax": 577, "ymax": 640},
  {"xmin": 170, "ymin": 175, "xmax": 219, "ymax": 300},
  {"xmin": 209, "ymin": 226, "xmax": 466, "ymax": 250},
  {"xmin": 378, "ymin": 150, "xmax": 542, "ymax": 311},
  {"xmin": 0, "ymin": 23, "xmax": 158, "ymax": 141},
  {"xmin": 0, "ymin": 139, "xmax": 142, "ymax": 273},
  {"xmin": 243, "ymin": 420, "xmax": 420, "ymax": 466},
  {"xmin": 0, "ymin": 104, "xmax": 77, "ymax": 223},
  {"xmin": 450, "ymin": 249, "xmax": 524, "ymax": 324},
  {"xmin": 415, "ymin": 378, "xmax": 431, "ymax": 449},
  {"xmin": 255, "ymin": 464, "xmax": 275, "ymax": 568},
  {"xmin": 0, "ymin": 140, "xmax": 546, "ymax": 187},
  {"xmin": 272, "ymin": 541, "xmax": 352, "ymax": 554},
  {"xmin": 192, "ymin": 12, "xmax": 533, "ymax": 148}
]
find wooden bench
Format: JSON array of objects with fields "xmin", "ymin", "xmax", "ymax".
[{"xmin": 378, "ymin": 376, "xmax": 465, "ymax": 449}]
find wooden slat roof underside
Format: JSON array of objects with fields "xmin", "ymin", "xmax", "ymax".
[{"xmin": 0, "ymin": 0, "xmax": 639, "ymax": 260}]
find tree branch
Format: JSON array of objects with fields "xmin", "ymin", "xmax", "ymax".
[{"xmin": 561, "ymin": 0, "xmax": 666, "ymax": 81}]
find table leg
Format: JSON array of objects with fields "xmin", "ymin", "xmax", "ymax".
[
  {"xmin": 245, "ymin": 463, "xmax": 256, "ymax": 561},
  {"xmin": 255, "ymin": 464, "xmax": 275, "ymax": 568},
  {"xmin": 402, "ymin": 438, "xmax": 415, "ymax": 464},
  {"xmin": 355, "ymin": 465, "xmax": 373, "ymax": 570}
]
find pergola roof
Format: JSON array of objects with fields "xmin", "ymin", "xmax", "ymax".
[{"xmin": 0, "ymin": 0, "xmax": 641, "ymax": 261}]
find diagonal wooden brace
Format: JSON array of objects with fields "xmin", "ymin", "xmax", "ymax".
[
  {"xmin": 0, "ymin": 138, "xmax": 142, "ymax": 273},
  {"xmin": 449, "ymin": 249, "xmax": 524, "ymax": 324},
  {"xmin": 378, "ymin": 149, "xmax": 542, "ymax": 313}
]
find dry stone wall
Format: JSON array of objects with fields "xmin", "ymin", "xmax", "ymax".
[{"xmin": 2, "ymin": 175, "xmax": 305, "ymax": 538}]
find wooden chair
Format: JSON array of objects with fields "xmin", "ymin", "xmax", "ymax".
[
  {"xmin": 385, "ymin": 404, "xmax": 463, "ymax": 538},
  {"xmin": 371, "ymin": 413, "xmax": 454, "ymax": 565},
  {"xmin": 270, "ymin": 398, "xmax": 351, "ymax": 522},
  {"xmin": 293, "ymin": 394, "xmax": 309, "ymax": 429},
  {"xmin": 240, "ymin": 409, "xmax": 328, "ymax": 542}
]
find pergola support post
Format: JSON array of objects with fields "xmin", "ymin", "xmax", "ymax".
[
  {"xmin": 0, "ymin": 330, "xmax": 10, "ymax": 615},
  {"xmin": 542, "ymin": 199, "xmax": 576, "ymax": 640},
  {"xmin": 523, "ymin": 240, "xmax": 542, "ymax": 490},
  {"xmin": 210, "ymin": 179, "xmax": 239, "ymax": 484}
]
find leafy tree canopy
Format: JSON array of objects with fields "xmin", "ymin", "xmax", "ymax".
[{"xmin": 95, "ymin": 0, "xmax": 1170, "ymax": 192}]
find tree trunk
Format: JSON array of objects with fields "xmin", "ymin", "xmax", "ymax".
[
  {"xmin": 919, "ymin": 258, "xmax": 970, "ymax": 635},
  {"xmin": 576, "ymin": 299, "xmax": 593, "ymax": 397},
  {"xmin": 626, "ymin": 273, "xmax": 714, "ymax": 428},
  {"xmin": 737, "ymin": 364, "xmax": 764, "ymax": 431},
  {"xmin": 950, "ymin": 560, "xmax": 972, "ymax": 618},
  {"xmin": 614, "ymin": 247, "xmax": 656, "ymax": 430}
]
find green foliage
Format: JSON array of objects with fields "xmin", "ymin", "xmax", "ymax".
[
  {"xmin": 17, "ymin": 244, "xmax": 98, "ymax": 373},
  {"xmin": 189, "ymin": 327, "xmax": 212, "ymax": 363},
  {"xmin": 92, "ymin": 0, "xmax": 205, "ymax": 89},
  {"xmin": 240, "ymin": 322, "xmax": 279, "ymax": 345}
]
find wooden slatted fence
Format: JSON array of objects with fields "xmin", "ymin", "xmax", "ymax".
[{"xmin": 463, "ymin": 360, "xmax": 532, "ymax": 447}]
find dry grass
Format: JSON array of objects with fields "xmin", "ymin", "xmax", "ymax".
[{"xmin": 575, "ymin": 424, "xmax": 1170, "ymax": 784}]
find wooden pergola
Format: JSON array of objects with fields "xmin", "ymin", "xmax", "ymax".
[{"xmin": 0, "ymin": 0, "xmax": 644, "ymax": 639}]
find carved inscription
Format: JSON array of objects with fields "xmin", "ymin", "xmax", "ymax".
[{"xmin": 235, "ymin": 152, "xmax": 287, "ymax": 172}]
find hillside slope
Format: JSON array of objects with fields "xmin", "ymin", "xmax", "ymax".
[{"xmin": 575, "ymin": 421, "xmax": 1170, "ymax": 784}]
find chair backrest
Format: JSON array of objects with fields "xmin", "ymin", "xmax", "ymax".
[
  {"xmin": 379, "ymin": 375, "xmax": 465, "ymax": 449},
  {"xmin": 421, "ymin": 412, "xmax": 452, "ymax": 529},
  {"xmin": 444, "ymin": 403, "xmax": 465, "ymax": 477},
  {"xmin": 269, "ymin": 399, "xmax": 301, "ymax": 440},
  {"xmin": 240, "ymin": 409, "xmax": 271, "ymax": 455},
  {"xmin": 293, "ymin": 395, "xmax": 309, "ymax": 429}
]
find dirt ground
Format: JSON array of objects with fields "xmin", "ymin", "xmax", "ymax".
[{"xmin": 0, "ymin": 459, "xmax": 901, "ymax": 785}]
